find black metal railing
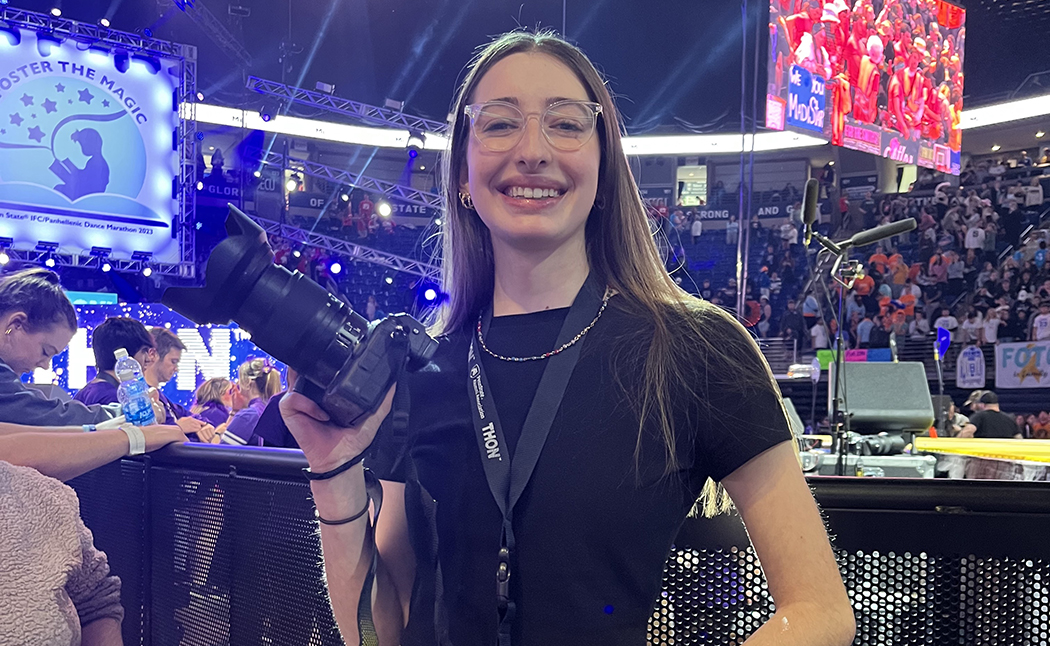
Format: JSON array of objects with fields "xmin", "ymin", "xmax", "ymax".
[{"xmin": 68, "ymin": 444, "xmax": 1050, "ymax": 646}]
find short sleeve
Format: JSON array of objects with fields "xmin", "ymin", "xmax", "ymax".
[{"xmin": 689, "ymin": 311, "xmax": 793, "ymax": 482}]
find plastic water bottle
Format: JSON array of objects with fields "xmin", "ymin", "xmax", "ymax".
[{"xmin": 115, "ymin": 348, "xmax": 157, "ymax": 427}]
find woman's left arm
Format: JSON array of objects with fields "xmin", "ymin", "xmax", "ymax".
[{"xmin": 721, "ymin": 441, "xmax": 856, "ymax": 646}]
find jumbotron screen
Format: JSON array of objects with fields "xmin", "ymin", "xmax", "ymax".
[{"xmin": 766, "ymin": 0, "xmax": 966, "ymax": 174}]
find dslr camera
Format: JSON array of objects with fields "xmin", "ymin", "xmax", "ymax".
[{"xmin": 163, "ymin": 205, "xmax": 437, "ymax": 426}]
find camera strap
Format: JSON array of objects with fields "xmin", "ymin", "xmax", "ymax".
[{"xmin": 467, "ymin": 273, "xmax": 603, "ymax": 646}]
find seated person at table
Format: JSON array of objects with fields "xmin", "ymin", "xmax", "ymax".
[
  {"xmin": 0, "ymin": 269, "xmax": 115, "ymax": 426},
  {"xmin": 74, "ymin": 317, "xmax": 155, "ymax": 406},
  {"xmin": 190, "ymin": 377, "xmax": 233, "ymax": 430},
  {"xmin": 222, "ymin": 359, "xmax": 281, "ymax": 446}
]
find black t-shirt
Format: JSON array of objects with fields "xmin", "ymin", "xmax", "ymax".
[
  {"xmin": 367, "ymin": 299, "xmax": 791, "ymax": 646},
  {"xmin": 968, "ymin": 409, "xmax": 1018, "ymax": 439}
]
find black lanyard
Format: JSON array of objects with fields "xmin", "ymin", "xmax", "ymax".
[{"xmin": 467, "ymin": 273, "xmax": 604, "ymax": 646}]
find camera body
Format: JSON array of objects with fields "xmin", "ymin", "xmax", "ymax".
[{"xmin": 163, "ymin": 205, "xmax": 437, "ymax": 426}]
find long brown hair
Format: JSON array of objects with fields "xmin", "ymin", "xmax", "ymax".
[{"xmin": 436, "ymin": 31, "xmax": 784, "ymax": 515}]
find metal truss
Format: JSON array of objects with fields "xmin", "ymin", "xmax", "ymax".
[
  {"xmin": 263, "ymin": 151, "xmax": 444, "ymax": 211},
  {"xmin": 177, "ymin": 44, "xmax": 198, "ymax": 277},
  {"xmin": 4, "ymin": 249, "xmax": 193, "ymax": 277},
  {"xmin": 246, "ymin": 76, "xmax": 448, "ymax": 134},
  {"xmin": 0, "ymin": 6, "xmax": 194, "ymax": 59},
  {"xmin": 251, "ymin": 217, "xmax": 439, "ymax": 279},
  {"xmin": 174, "ymin": 1, "xmax": 252, "ymax": 69}
]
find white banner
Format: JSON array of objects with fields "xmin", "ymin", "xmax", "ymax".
[
  {"xmin": 995, "ymin": 341, "xmax": 1050, "ymax": 389},
  {"xmin": 956, "ymin": 344, "xmax": 986, "ymax": 389},
  {"xmin": 0, "ymin": 27, "xmax": 180, "ymax": 262}
]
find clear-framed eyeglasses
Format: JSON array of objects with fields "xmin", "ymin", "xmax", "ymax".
[{"xmin": 464, "ymin": 100, "xmax": 603, "ymax": 152}]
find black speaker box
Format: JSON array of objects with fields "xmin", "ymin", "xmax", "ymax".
[{"xmin": 827, "ymin": 361, "xmax": 935, "ymax": 433}]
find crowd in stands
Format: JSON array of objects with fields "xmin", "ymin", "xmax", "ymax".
[{"xmin": 661, "ymin": 159, "xmax": 1050, "ymax": 359}]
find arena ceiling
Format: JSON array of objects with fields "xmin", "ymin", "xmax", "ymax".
[{"xmin": 7, "ymin": 0, "xmax": 1049, "ymax": 133}]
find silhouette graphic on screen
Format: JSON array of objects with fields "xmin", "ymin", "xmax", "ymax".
[{"xmin": 51, "ymin": 128, "xmax": 110, "ymax": 200}]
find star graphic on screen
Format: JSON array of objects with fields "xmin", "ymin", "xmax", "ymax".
[
  {"xmin": 101, "ymin": 99, "xmax": 110, "ymax": 107},
  {"xmin": 0, "ymin": 129, "xmax": 5, "ymax": 135},
  {"xmin": 27, "ymin": 125, "xmax": 45, "ymax": 143},
  {"xmin": 19, "ymin": 94, "xmax": 33, "ymax": 107},
  {"xmin": 9, "ymin": 113, "xmax": 23, "ymax": 126},
  {"xmin": 55, "ymin": 83, "xmax": 66, "ymax": 93},
  {"xmin": 790, "ymin": 69, "xmax": 802, "ymax": 86},
  {"xmin": 68, "ymin": 99, "xmax": 74, "ymax": 104},
  {"xmin": 42, "ymin": 98, "xmax": 58, "ymax": 114},
  {"xmin": 78, "ymin": 88, "xmax": 94, "ymax": 104}
]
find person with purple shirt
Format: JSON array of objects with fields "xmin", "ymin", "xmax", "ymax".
[
  {"xmin": 74, "ymin": 317, "xmax": 156, "ymax": 407},
  {"xmin": 190, "ymin": 377, "xmax": 233, "ymax": 431},
  {"xmin": 143, "ymin": 327, "xmax": 212, "ymax": 442},
  {"xmin": 222, "ymin": 358, "xmax": 282, "ymax": 446}
]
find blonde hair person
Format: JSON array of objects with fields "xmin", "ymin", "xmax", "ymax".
[
  {"xmin": 191, "ymin": 377, "xmax": 234, "ymax": 432},
  {"xmin": 222, "ymin": 359, "xmax": 281, "ymax": 446},
  {"xmin": 279, "ymin": 31, "xmax": 854, "ymax": 646}
]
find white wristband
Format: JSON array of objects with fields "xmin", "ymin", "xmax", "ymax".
[{"xmin": 119, "ymin": 424, "xmax": 146, "ymax": 456}]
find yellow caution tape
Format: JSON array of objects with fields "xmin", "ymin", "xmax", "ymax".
[{"xmin": 914, "ymin": 437, "xmax": 1050, "ymax": 464}]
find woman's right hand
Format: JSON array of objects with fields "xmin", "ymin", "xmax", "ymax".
[{"xmin": 279, "ymin": 386, "xmax": 396, "ymax": 473}]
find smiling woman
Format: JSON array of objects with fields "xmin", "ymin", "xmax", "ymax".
[
  {"xmin": 0, "ymin": 268, "xmax": 115, "ymax": 425},
  {"xmin": 280, "ymin": 30, "xmax": 855, "ymax": 646}
]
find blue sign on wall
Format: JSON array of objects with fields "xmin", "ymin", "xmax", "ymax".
[{"xmin": 786, "ymin": 65, "xmax": 826, "ymax": 134}]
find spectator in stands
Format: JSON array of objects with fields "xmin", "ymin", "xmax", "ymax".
[
  {"xmin": 690, "ymin": 212, "xmax": 703, "ymax": 245},
  {"xmin": 1040, "ymin": 148, "xmax": 1050, "ymax": 165},
  {"xmin": 809, "ymin": 318, "xmax": 829, "ymax": 350},
  {"xmin": 191, "ymin": 377, "xmax": 234, "ymax": 431},
  {"xmin": 981, "ymin": 308, "xmax": 1003, "ymax": 345},
  {"xmin": 780, "ymin": 299, "xmax": 806, "ymax": 350},
  {"xmin": 1032, "ymin": 302, "xmax": 1050, "ymax": 341},
  {"xmin": 999, "ymin": 309, "xmax": 1021, "ymax": 343},
  {"xmin": 1002, "ymin": 200, "xmax": 1025, "ymax": 247},
  {"xmin": 725, "ymin": 215, "xmax": 739, "ymax": 245},
  {"xmin": 0, "ymin": 269, "xmax": 114, "ymax": 426},
  {"xmin": 945, "ymin": 401, "xmax": 968, "ymax": 437},
  {"xmin": 958, "ymin": 392, "xmax": 1022, "ymax": 439},
  {"xmin": 960, "ymin": 310, "xmax": 982, "ymax": 345},
  {"xmin": 868, "ymin": 315, "xmax": 891, "ymax": 348},
  {"xmin": 934, "ymin": 307, "xmax": 959, "ymax": 338},
  {"xmin": 1018, "ymin": 150, "xmax": 1034, "ymax": 168},
  {"xmin": 856, "ymin": 313, "xmax": 874, "ymax": 349},
  {"xmin": 223, "ymin": 359, "xmax": 282, "ymax": 446},
  {"xmin": 802, "ymin": 294, "xmax": 819, "ymax": 331},
  {"xmin": 909, "ymin": 307, "xmax": 931, "ymax": 339},
  {"xmin": 365, "ymin": 294, "xmax": 386, "ymax": 322},
  {"xmin": 74, "ymin": 317, "xmax": 155, "ymax": 406}
]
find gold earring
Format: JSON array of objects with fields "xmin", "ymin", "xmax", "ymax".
[
  {"xmin": 4, "ymin": 329, "xmax": 10, "ymax": 336},
  {"xmin": 459, "ymin": 191, "xmax": 474, "ymax": 210}
]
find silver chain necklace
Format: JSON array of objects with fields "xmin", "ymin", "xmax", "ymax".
[{"xmin": 476, "ymin": 288, "xmax": 612, "ymax": 363}]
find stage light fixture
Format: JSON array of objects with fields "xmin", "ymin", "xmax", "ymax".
[
  {"xmin": 0, "ymin": 252, "xmax": 9, "ymax": 266},
  {"xmin": 196, "ymin": 181, "xmax": 204, "ymax": 190},
  {"xmin": 377, "ymin": 201, "xmax": 392, "ymax": 217},
  {"xmin": 991, "ymin": 144, "xmax": 1001, "ymax": 152},
  {"xmin": 384, "ymin": 276, "xmax": 394, "ymax": 285},
  {"xmin": 90, "ymin": 246, "xmax": 112, "ymax": 257},
  {"xmin": 329, "ymin": 261, "xmax": 342, "ymax": 275},
  {"xmin": 36, "ymin": 33, "xmax": 62, "ymax": 57},
  {"xmin": 99, "ymin": 18, "xmax": 110, "ymax": 28},
  {"xmin": 131, "ymin": 54, "xmax": 161, "ymax": 75},
  {"xmin": 340, "ymin": 192, "xmax": 350, "ymax": 202},
  {"xmin": 142, "ymin": 266, "xmax": 153, "ymax": 277},
  {"xmin": 434, "ymin": 218, "xmax": 442, "ymax": 226},
  {"xmin": 50, "ymin": 7, "xmax": 61, "ymax": 17},
  {"xmin": 0, "ymin": 21, "xmax": 22, "ymax": 47},
  {"xmin": 315, "ymin": 81, "xmax": 336, "ymax": 95},
  {"xmin": 101, "ymin": 262, "xmax": 111, "ymax": 272},
  {"xmin": 196, "ymin": 91, "xmax": 205, "ymax": 102},
  {"xmin": 36, "ymin": 241, "xmax": 59, "ymax": 252},
  {"xmin": 423, "ymin": 288, "xmax": 437, "ymax": 302},
  {"xmin": 285, "ymin": 178, "xmax": 298, "ymax": 192},
  {"xmin": 253, "ymin": 170, "xmax": 262, "ymax": 178},
  {"xmin": 114, "ymin": 51, "xmax": 129, "ymax": 73},
  {"xmin": 292, "ymin": 249, "xmax": 301, "ymax": 258},
  {"xmin": 143, "ymin": 28, "xmax": 152, "ymax": 37},
  {"xmin": 45, "ymin": 257, "xmax": 56, "ymax": 268}
]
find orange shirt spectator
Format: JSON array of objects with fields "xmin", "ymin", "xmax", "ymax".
[
  {"xmin": 869, "ymin": 252, "xmax": 889, "ymax": 275},
  {"xmin": 908, "ymin": 262, "xmax": 922, "ymax": 282},
  {"xmin": 891, "ymin": 260, "xmax": 909, "ymax": 285},
  {"xmin": 853, "ymin": 274, "xmax": 875, "ymax": 296},
  {"xmin": 899, "ymin": 293, "xmax": 917, "ymax": 317}
]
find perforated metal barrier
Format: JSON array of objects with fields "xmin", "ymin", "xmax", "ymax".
[{"xmin": 68, "ymin": 446, "xmax": 1050, "ymax": 646}]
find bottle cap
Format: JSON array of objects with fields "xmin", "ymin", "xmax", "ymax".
[{"xmin": 114, "ymin": 348, "xmax": 129, "ymax": 360}]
